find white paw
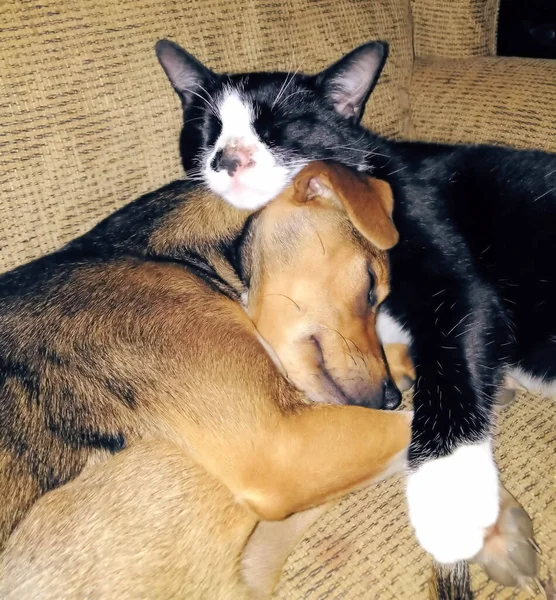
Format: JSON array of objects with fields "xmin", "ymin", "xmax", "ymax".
[{"xmin": 406, "ymin": 440, "xmax": 499, "ymax": 564}]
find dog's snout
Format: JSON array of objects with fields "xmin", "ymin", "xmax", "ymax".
[
  {"xmin": 382, "ymin": 379, "xmax": 402, "ymax": 410},
  {"xmin": 356, "ymin": 379, "xmax": 401, "ymax": 410},
  {"xmin": 210, "ymin": 140, "xmax": 254, "ymax": 176}
]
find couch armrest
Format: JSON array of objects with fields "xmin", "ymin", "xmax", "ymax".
[
  {"xmin": 409, "ymin": 56, "xmax": 556, "ymax": 152},
  {"xmin": 411, "ymin": 0, "xmax": 500, "ymax": 58}
]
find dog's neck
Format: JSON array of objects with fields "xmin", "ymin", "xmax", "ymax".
[
  {"xmin": 145, "ymin": 185, "xmax": 258, "ymax": 301},
  {"xmin": 64, "ymin": 180, "xmax": 257, "ymax": 302}
]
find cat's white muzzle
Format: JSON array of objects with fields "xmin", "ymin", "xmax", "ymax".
[
  {"xmin": 204, "ymin": 141, "xmax": 290, "ymax": 210},
  {"xmin": 203, "ymin": 89, "xmax": 292, "ymax": 210}
]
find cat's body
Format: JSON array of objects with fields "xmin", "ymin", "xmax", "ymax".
[{"xmin": 156, "ymin": 39, "xmax": 556, "ymax": 564}]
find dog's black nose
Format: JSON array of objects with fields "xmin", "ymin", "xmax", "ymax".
[
  {"xmin": 382, "ymin": 379, "xmax": 402, "ymax": 410},
  {"xmin": 210, "ymin": 148, "xmax": 242, "ymax": 176},
  {"xmin": 355, "ymin": 379, "xmax": 402, "ymax": 410}
]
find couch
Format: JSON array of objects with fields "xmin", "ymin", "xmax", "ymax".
[{"xmin": 1, "ymin": 0, "xmax": 554, "ymax": 597}]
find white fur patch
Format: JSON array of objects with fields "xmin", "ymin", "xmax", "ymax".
[
  {"xmin": 240, "ymin": 291, "xmax": 249, "ymax": 309},
  {"xmin": 407, "ymin": 440, "xmax": 499, "ymax": 564},
  {"xmin": 204, "ymin": 90, "xmax": 292, "ymax": 210},
  {"xmin": 508, "ymin": 367, "xmax": 556, "ymax": 397},
  {"xmin": 377, "ymin": 309, "xmax": 412, "ymax": 345}
]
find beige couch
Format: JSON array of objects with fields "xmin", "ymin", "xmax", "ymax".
[{"xmin": 1, "ymin": 0, "xmax": 554, "ymax": 597}]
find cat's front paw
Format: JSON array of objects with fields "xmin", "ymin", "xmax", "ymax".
[{"xmin": 407, "ymin": 440, "xmax": 499, "ymax": 564}]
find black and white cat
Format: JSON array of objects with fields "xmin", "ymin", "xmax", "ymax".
[{"xmin": 156, "ymin": 39, "xmax": 556, "ymax": 565}]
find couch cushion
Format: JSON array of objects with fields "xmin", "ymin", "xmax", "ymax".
[
  {"xmin": 411, "ymin": 0, "xmax": 500, "ymax": 58},
  {"xmin": 409, "ymin": 56, "xmax": 556, "ymax": 152},
  {"xmin": 0, "ymin": 0, "xmax": 413, "ymax": 274}
]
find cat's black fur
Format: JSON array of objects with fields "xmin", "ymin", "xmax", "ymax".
[{"xmin": 156, "ymin": 39, "xmax": 556, "ymax": 466}]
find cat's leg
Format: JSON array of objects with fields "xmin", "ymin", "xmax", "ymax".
[
  {"xmin": 382, "ymin": 316, "xmax": 542, "ymax": 588},
  {"xmin": 387, "ymin": 281, "xmax": 510, "ymax": 565}
]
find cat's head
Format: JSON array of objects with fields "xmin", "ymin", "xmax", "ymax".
[{"xmin": 156, "ymin": 40, "xmax": 387, "ymax": 210}]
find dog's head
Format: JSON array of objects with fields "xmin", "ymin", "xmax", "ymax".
[{"xmin": 247, "ymin": 161, "xmax": 400, "ymax": 409}]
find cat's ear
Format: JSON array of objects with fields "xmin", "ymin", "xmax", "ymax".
[
  {"xmin": 155, "ymin": 40, "xmax": 217, "ymax": 107},
  {"xmin": 315, "ymin": 42, "xmax": 388, "ymax": 122}
]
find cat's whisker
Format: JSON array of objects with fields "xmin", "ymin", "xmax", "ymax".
[
  {"xmin": 272, "ymin": 71, "xmax": 293, "ymax": 110},
  {"xmin": 366, "ymin": 147, "xmax": 390, "ymax": 159},
  {"xmin": 328, "ymin": 145, "xmax": 370, "ymax": 155},
  {"xmin": 272, "ymin": 67, "xmax": 300, "ymax": 110},
  {"xmin": 324, "ymin": 144, "xmax": 389, "ymax": 161},
  {"xmin": 325, "ymin": 141, "xmax": 379, "ymax": 156},
  {"xmin": 276, "ymin": 88, "xmax": 312, "ymax": 110},
  {"xmin": 387, "ymin": 166, "xmax": 408, "ymax": 176},
  {"xmin": 283, "ymin": 156, "xmax": 364, "ymax": 172},
  {"xmin": 183, "ymin": 87, "xmax": 219, "ymax": 118},
  {"xmin": 273, "ymin": 55, "xmax": 300, "ymax": 107},
  {"xmin": 320, "ymin": 132, "xmax": 388, "ymax": 159},
  {"xmin": 183, "ymin": 117, "xmax": 207, "ymax": 125},
  {"xmin": 195, "ymin": 84, "xmax": 215, "ymax": 103}
]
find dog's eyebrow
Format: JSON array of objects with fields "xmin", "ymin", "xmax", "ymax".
[{"xmin": 268, "ymin": 216, "xmax": 305, "ymax": 266}]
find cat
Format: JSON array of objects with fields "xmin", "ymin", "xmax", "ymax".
[{"xmin": 156, "ymin": 38, "xmax": 556, "ymax": 565}]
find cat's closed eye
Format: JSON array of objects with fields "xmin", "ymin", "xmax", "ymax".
[{"xmin": 254, "ymin": 111, "xmax": 308, "ymax": 145}]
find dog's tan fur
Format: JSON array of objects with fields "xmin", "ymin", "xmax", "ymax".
[{"xmin": 0, "ymin": 162, "xmax": 411, "ymax": 598}]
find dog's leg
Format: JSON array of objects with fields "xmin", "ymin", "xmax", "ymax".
[
  {"xmin": 2, "ymin": 446, "xmax": 369, "ymax": 600},
  {"xmin": 240, "ymin": 435, "xmax": 410, "ymax": 600},
  {"xmin": 383, "ymin": 342, "xmax": 415, "ymax": 392},
  {"xmin": 0, "ymin": 441, "xmax": 259, "ymax": 600},
  {"xmin": 241, "ymin": 504, "xmax": 331, "ymax": 599},
  {"xmin": 239, "ymin": 409, "xmax": 411, "ymax": 598},
  {"xmin": 207, "ymin": 404, "xmax": 411, "ymax": 522},
  {"xmin": 138, "ymin": 306, "xmax": 412, "ymax": 523}
]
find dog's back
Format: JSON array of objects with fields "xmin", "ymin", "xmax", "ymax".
[{"xmin": 0, "ymin": 252, "xmax": 234, "ymax": 547}]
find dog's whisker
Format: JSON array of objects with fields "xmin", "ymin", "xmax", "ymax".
[{"xmin": 264, "ymin": 294, "xmax": 301, "ymax": 311}]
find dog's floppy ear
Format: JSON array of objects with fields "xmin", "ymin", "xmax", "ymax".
[{"xmin": 294, "ymin": 162, "xmax": 398, "ymax": 250}]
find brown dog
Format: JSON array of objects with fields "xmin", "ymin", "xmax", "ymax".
[{"xmin": 0, "ymin": 162, "xmax": 411, "ymax": 598}]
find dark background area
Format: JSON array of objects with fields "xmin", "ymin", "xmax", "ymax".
[{"xmin": 498, "ymin": 0, "xmax": 556, "ymax": 58}]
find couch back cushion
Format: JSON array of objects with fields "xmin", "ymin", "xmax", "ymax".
[
  {"xmin": 411, "ymin": 0, "xmax": 500, "ymax": 58},
  {"xmin": 0, "ymin": 0, "xmax": 413, "ymax": 273},
  {"xmin": 410, "ymin": 56, "xmax": 556, "ymax": 152}
]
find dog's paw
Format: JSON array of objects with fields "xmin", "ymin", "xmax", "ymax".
[
  {"xmin": 407, "ymin": 440, "xmax": 499, "ymax": 564},
  {"xmin": 473, "ymin": 486, "xmax": 540, "ymax": 591}
]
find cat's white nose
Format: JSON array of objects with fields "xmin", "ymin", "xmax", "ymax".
[{"xmin": 211, "ymin": 139, "xmax": 256, "ymax": 176}]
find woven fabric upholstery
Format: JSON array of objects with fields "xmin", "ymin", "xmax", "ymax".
[
  {"xmin": 274, "ymin": 392, "xmax": 556, "ymax": 600},
  {"xmin": 0, "ymin": 0, "xmax": 413, "ymax": 274},
  {"xmin": 411, "ymin": 0, "xmax": 500, "ymax": 58},
  {"xmin": 1, "ymin": 1, "xmax": 555, "ymax": 599},
  {"xmin": 409, "ymin": 56, "xmax": 556, "ymax": 152}
]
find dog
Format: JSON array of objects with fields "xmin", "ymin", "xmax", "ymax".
[
  {"xmin": 0, "ymin": 162, "xmax": 537, "ymax": 599},
  {"xmin": 0, "ymin": 162, "xmax": 413, "ymax": 597}
]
